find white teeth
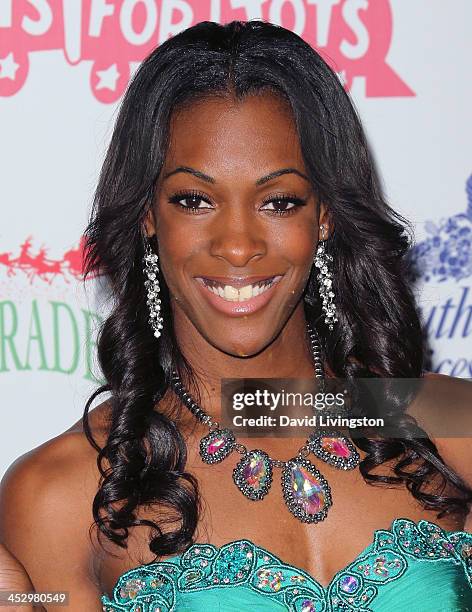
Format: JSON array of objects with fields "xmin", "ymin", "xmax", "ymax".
[
  {"xmin": 224, "ymin": 285, "xmax": 239, "ymax": 300},
  {"xmin": 202, "ymin": 278, "xmax": 277, "ymax": 302},
  {"xmin": 238, "ymin": 285, "xmax": 253, "ymax": 300}
]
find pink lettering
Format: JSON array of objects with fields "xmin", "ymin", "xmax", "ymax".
[{"xmin": 0, "ymin": 0, "xmax": 414, "ymax": 103}]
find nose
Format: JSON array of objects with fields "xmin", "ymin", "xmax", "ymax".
[{"xmin": 209, "ymin": 204, "xmax": 267, "ymax": 267}]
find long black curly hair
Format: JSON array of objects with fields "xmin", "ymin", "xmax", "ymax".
[{"xmin": 82, "ymin": 19, "xmax": 472, "ymax": 558}]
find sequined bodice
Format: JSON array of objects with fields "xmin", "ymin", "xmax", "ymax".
[{"xmin": 101, "ymin": 517, "xmax": 472, "ymax": 611}]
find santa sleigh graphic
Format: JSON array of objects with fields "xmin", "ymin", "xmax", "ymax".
[{"xmin": 0, "ymin": 235, "xmax": 94, "ymax": 284}]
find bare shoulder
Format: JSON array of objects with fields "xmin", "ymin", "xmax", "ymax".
[
  {"xmin": 407, "ymin": 371, "xmax": 472, "ymax": 424},
  {"xmin": 409, "ymin": 372, "xmax": 472, "ymax": 492},
  {"xmin": 421, "ymin": 370, "xmax": 472, "ymax": 398},
  {"xmin": 0, "ymin": 397, "xmax": 113, "ymax": 526},
  {"xmin": 1, "ymin": 396, "xmax": 112, "ymax": 503},
  {"xmin": 0, "ymin": 399, "xmax": 112, "ymax": 610}
]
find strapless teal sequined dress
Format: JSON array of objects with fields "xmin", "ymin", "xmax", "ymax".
[{"xmin": 101, "ymin": 517, "xmax": 472, "ymax": 611}]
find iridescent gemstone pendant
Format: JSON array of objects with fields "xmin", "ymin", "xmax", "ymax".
[
  {"xmin": 199, "ymin": 428, "xmax": 236, "ymax": 464},
  {"xmin": 308, "ymin": 431, "xmax": 360, "ymax": 470},
  {"xmin": 281, "ymin": 457, "xmax": 332, "ymax": 523},
  {"xmin": 233, "ymin": 450, "xmax": 273, "ymax": 500}
]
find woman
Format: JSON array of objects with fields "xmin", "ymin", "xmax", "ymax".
[{"xmin": 1, "ymin": 19, "xmax": 471, "ymax": 611}]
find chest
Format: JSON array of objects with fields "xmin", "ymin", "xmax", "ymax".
[{"xmin": 96, "ymin": 437, "xmax": 464, "ymax": 597}]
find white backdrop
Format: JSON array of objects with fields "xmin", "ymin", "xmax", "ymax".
[{"xmin": 1, "ymin": 0, "xmax": 471, "ymax": 477}]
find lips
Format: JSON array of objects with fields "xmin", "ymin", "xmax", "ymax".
[{"xmin": 194, "ymin": 274, "xmax": 284, "ymax": 317}]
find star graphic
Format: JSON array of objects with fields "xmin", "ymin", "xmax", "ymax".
[
  {"xmin": 95, "ymin": 64, "xmax": 120, "ymax": 91},
  {"xmin": 0, "ymin": 52, "xmax": 20, "ymax": 80}
]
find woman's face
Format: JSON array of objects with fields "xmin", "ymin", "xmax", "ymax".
[{"xmin": 146, "ymin": 92, "xmax": 327, "ymax": 356}]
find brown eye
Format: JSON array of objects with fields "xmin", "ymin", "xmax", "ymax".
[
  {"xmin": 168, "ymin": 191, "xmax": 213, "ymax": 213},
  {"xmin": 260, "ymin": 195, "xmax": 306, "ymax": 216}
]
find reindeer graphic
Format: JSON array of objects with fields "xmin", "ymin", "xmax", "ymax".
[{"xmin": 0, "ymin": 235, "xmax": 93, "ymax": 284}]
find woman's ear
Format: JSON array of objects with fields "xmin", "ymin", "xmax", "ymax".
[
  {"xmin": 144, "ymin": 208, "xmax": 156, "ymax": 238},
  {"xmin": 318, "ymin": 202, "xmax": 331, "ymax": 240}
]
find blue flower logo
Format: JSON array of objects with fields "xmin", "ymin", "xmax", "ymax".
[{"xmin": 410, "ymin": 175, "xmax": 472, "ymax": 282}]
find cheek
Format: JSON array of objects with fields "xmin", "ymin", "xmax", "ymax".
[
  {"xmin": 155, "ymin": 226, "xmax": 204, "ymax": 299},
  {"xmin": 157, "ymin": 242, "xmax": 192, "ymax": 292},
  {"xmin": 279, "ymin": 224, "xmax": 316, "ymax": 265}
]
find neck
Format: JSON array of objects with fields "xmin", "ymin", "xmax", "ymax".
[{"xmin": 169, "ymin": 305, "xmax": 321, "ymax": 423}]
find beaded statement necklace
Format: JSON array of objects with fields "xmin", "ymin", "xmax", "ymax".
[{"xmin": 169, "ymin": 323, "xmax": 360, "ymax": 524}]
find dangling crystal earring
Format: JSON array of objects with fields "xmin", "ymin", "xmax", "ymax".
[
  {"xmin": 143, "ymin": 238, "xmax": 164, "ymax": 338},
  {"xmin": 314, "ymin": 224, "xmax": 338, "ymax": 331}
]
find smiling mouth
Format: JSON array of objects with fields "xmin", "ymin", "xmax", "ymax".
[{"xmin": 196, "ymin": 276, "xmax": 283, "ymax": 302}]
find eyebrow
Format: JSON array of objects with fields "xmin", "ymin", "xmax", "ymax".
[{"xmin": 162, "ymin": 166, "xmax": 310, "ymax": 185}]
